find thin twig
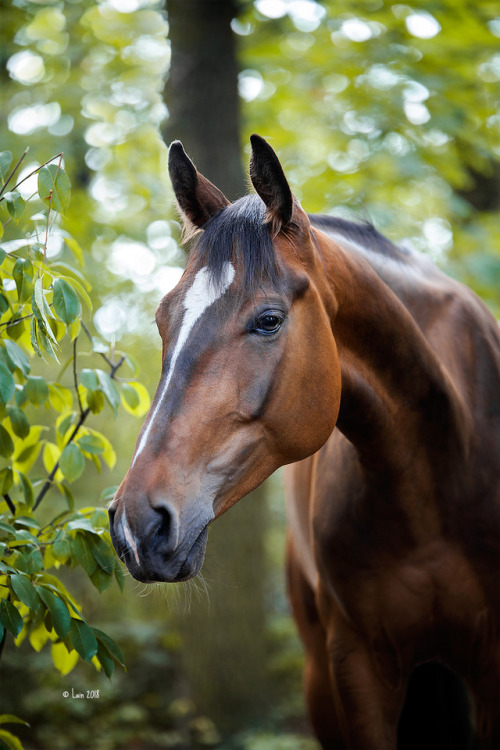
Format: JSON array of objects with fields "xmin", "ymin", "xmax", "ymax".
[
  {"xmin": 73, "ymin": 338, "xmax": 84, "ymax": 416},
  {"xmin": 0, "ymin": 152, "xmax": 63, "ymax": 201},
  {"xmin": 32, "ymin": 354, "xmax": 126, "ymax": 512},
  {"xmin": 0, "ymin": 148, "xmax": 29, "ymax": 199},
  {"xmin": 3, "ymin": 494, "xmax": 15, "ymax": 514},
  {"xmin": 0, "ymin": 314, "xmax": 33, "ymax": 330}
]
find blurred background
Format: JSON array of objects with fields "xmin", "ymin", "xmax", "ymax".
[{"xmin": 1, "ymin": 0, "xmax": 499, "ymax": 748}]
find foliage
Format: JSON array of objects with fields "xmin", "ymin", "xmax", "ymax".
[
  {"xmin": 0, "ymin": 151, "xmax": 150, "ymax": 746},
  {"xmin": 237, "ymin": 0, "xmax": 500, "ymax": 313}
]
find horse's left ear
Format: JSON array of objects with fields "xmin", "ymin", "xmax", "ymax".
[
  {"xmin": 168, "ymin": 141, "xmax": 230, "ymax": 230},
  {"xmin": 249, "ymin": 134, "xmax": 293, "ymax": 235}
]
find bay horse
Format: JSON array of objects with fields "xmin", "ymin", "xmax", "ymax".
[{"xmin": 109, "ymin": 135, "xmax": 500, "ymax": 749}]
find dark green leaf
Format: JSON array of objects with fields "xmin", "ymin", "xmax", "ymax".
[
  {"xmin": 0, "ymin": 599, "xmax": 23, "ymax": 636},
  {"xmin": 96, "ymin": 641, "xmax": 115, "ymax": 678},
  {"xmin": 4, "ymin": 340, "xmax": 30, "ymax": 376},
  {"xmin": 92, "ymin": 627, "xmax": 125, "ymax": 666},
  {"xmin": 87, "ymin": 533, "xmax": 114, "ymax": 574},
  {"xmin": 7, "ymin": 406, "xmax": 30, "ymax": 439},
  {"xmin": 38, "ymin": 165, "xmax": 71, "ymax": 214},
  {"xmin": 71, "ymin": 533, "xmax": 97, "ymax": 576},
  {"xmin": 0, "ymin": 521, "xmax": 16, "ymax": 537},
  {"xmin": 4, "ymin": 191, "xmax": 25, "ymax": 221},
  {"xmin": 59, "ymin": 443, "xmax": 85, "ymax": 482},
  {"xmin": 0, "ymin": 424, "xmax": 14, "ymax": 457},
  {"xmin": 26, "ymin": 548, "xmax": 43, "ymax": 574},
  {"xmin": 0, "ymin": 361, "xmax": 15, "ymax": 405},
  {"xmin": 0, "ymin": 293, "xmax": 9, "ymax": 313},
  {"xmin": 90, "ymin": 567, "xmax": 113, "ymax": 591},
  {"xmin": 18, "ymin": 473, "xmax": 34, "ymax": 507},
  {"xmin": 69, "ymin": 618, "xmax": 98, "ymax": 661},
  {"xmin": 38, "ymin": 587, "xmax": 71, "ymax": 638},
  {"xmin": 114, "ymin": 561, "xmax": 125, "ymax": 592},
  {"xmin": 0, "ymin": 151, "xmax": 12, "ymax": 183},
  {"xmin": 10, "ymin": 573, "xmax": 41, "ymax": 610},
  {"xmin": 0, "ymin": 467, "xmax": 13, "ymax": 494},
  {"xmin": 53, "ymin": 278, "xmax": 80, "ymax": 324},
  {"xmin": 13, "ymin": 258, "xmax": 34, "ymax": 304}
]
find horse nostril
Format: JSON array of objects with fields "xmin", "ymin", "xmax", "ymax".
[
  {"xmin": 151, "ymin": 500, "xmax": 179, "ymax": 555},
  {"xmin": 155, "ymin": 505, "xmax": 172, "ymax": 538},
  {"xmin": 108, "ymin": 506, "xmax": 116, "ymax": 531}
]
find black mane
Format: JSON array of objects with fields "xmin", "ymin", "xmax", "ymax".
[
  {"xmin": 191, "ymin": 194, "xmax": 282, "ymax": 295},
  {"xmin": 190, "ymin": 196, "xmax": 408, "ymax": 293}
]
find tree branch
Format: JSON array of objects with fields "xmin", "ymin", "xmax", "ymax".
[{"xmin": 32, "ymin": 354, "xmax": 126, "ymax": 512}]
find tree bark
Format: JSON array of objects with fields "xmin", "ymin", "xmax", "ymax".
[{"xmin": 163, "ymin": 0, "xmax": 246, "ymax": 200}]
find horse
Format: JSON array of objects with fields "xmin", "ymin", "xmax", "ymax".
[{"xmin": 109, "ymin": 134, "xmax": 500, "ymax": 749}]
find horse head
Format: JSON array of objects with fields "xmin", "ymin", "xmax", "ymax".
[{"xmin": 109, "ymin": 135, "xmax": 341, "ymax": 582}]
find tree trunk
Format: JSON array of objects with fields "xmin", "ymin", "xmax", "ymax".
[
  {"xmin": 163, "ymin": 0, "xmax": 270, "ymax": 734},
  {"xmin": 163, "ymin": 0, "xmax": 245, "ymax": 200}
]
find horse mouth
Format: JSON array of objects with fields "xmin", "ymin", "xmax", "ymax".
[{"xmin": 126, "ymin": 525, "xmax": 209, "ymax": 584}]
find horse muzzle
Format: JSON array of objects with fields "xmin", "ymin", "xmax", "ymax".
[{"xmin": 108, "ymin": 496, "xmax": 211, "ymax": 583}]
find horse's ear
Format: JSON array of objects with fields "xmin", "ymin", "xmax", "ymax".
[
  {"xmin": 168, "ymin": 141, "xmax": 230, "ymax": 231},
  {"xmin": 249, "ymin": 134, "xmax": 293, "ymax": 235}
]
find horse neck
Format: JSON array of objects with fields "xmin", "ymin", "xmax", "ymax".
[{"xmin": 312, "ymin": 228, "xmax": 467, "ymax": 475}]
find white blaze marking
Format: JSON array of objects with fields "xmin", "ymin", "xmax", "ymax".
[
  {"xmin": 132, "ymin": 262, "xmax": 235, "ymax": 464},
  {"xmin": 121, "ymin": 507, "xmax": 141, "ymax": 566}
]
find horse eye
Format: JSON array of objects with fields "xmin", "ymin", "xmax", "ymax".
[{"xmin": 254, "ymin": 313, "xmax": 283, "ymax": 335}]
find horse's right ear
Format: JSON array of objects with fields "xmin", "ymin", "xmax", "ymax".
[{"xmin": 168, "ymin": 141, "xmax": 230, "ymax": 231}]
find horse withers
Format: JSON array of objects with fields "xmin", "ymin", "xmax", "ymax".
[{"xmin": 109, "ymin": 135, "xmax": 500, "ymax": 749}]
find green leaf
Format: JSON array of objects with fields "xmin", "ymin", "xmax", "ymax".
[
  {"xmin": 38, "ymin": 587, "xmax": 71, "ymax": 638},
  {"xmin": 4, "ymin": 192, "xmax": 25, "ymax": 221},
  {"xmin": 13, "ymin": 258, "xmax": 34, "ymax": 304},
  {"xmin": 69, "ymin": 618, "xmax": 98, "ymax": 661},
  {"xmin": 0, "ymin": 467, "xmax": 13, "ymax": 494},
  {"xmin": 18, "ymin": 473, "xmax": 34, "ymax": 507},
  {"xmin": 0, "ymin": 728, "xmax": 25, "ymax": 750},
  {"xmin": 59, "ymin": 443, "xmax": 85, "ymax": 482},
  {"xmin": 0, "ymin": 293, "xmax": 9, "ymax": 314},
  {"xmin": 0, "ymin": 424, "xmax": 14, "ymax": 457},
  {"xmin": 87, "ymin": 534, "xmax": 114, "ymax": 574},
  {"xmin": 38, "ymin": 165, "xmax": 71, "ymax": 214},
  {"xmin": 121, "ymin": 381, "xmax": 151, "ymax": 417},
  {"xmin": 25, "ymin": 375, "xmax": 49, "ymax": 406},
  {"xmin": 90, "ymin": 567, "xmax": 113, "ymax": 591},
  {"xmin": 0, "ymin": 715, "xmax": 29, "ymax": 727},
  {"xmin": 32, "ymin": 278, "xmax": 58, "ymax": 345},
  {"xmin": 86, "ymin": 389, "xmax": 104, "ymax": 414},
  {"xmin": 96, "ymin": 641, "xmax": 114, "ymax": 678},
  {"xmin": 96, "ymin": 370, "xmax": 120, "ymax": 415},
  {"xmin": 0, "ymin": 599, "xmax": 23, "ymax": 636},
  {"xmin": 77, "ymin": 433, "xmax": 105, "ymax": 455},
  {"xmin": 92, "ymin": 627, "xmax": 125, "ymax": 666},
  {"xmin": 10, "ymin": 573, "xmax": 41, "ymax": 610},
  {"xmin": 0, "ymin": 151, "xmax": 12, "ymax": 183},
  {"xmin": 80, "ymin": 369, "xmax": 98, "ymax": 391},
  {"xmin": 0, "ymin": 361, "xmax": 15, "ymax": 405},
  {"xmin": 52, "ymin": 278, "xmax": 81, "ymax": 325},
  {"xmin": 3, "ymin": 340, "xmax": 30, "ymax": 376},
  {"xmin": 71, "ymin": 533, "xmax": 97, "ymax": 576},
  {"xmin": 7, "ymin": 406, "xmax": 30, "ymax": 439},
  {"xmin": 26, "ymin": 548, "xmax": 43, "ymax": 574}
]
